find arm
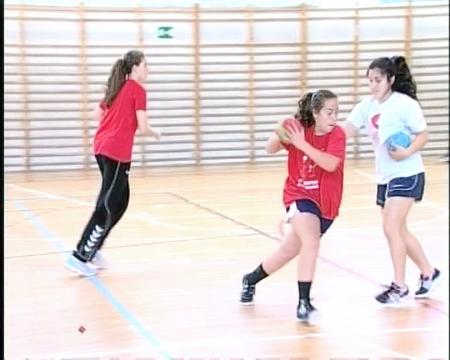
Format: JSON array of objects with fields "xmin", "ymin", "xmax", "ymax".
[
  {"xmin": 300, "ymin": 142, "xmax": 341, "ymax": 172},
  {"xmin": 390, "ymin": 100, "xmax": 428, "ymax": 161},
  {"xmin": 406, "ymin": 101, "xmax": 428, "ymax": 153},
  {"xmin": 265, "ymin": 132, "xmax": 285, "ymax": 154},
  {"xmin": 389, "ymin": 129, "xmax": 428, "ymax": 161},
  {"xmin": 287, "ymin": 126, "xmax": 343, "ymax": 172},
  {"xmin": 344, "ymin": 122, "xmax": 358, "ymax": 140},
  {"xmin": 136, "ymin": 110, "xmax": 161, "ymax": 140},
  {"xmin": 410, "ymin": 129, "xmax": 428, "ymax": 152},
  {"xmin": 344, "ymin": 99, "xmax": 367, "ymax": 142}
]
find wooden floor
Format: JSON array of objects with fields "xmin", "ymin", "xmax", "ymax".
[{"xmin": 4, "ymin": 158, "xmax": 449, "ymax": 360}]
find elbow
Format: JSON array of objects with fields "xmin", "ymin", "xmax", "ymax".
[
  {"xmin": 265, "ymin": 138, "xmax": 280, "ymax": 154},
  {"xmin": 324, "ymin": 158, "xmax": 341, "ymax": 172},
  {"xmin": 421, "ymin": 130, "xmax": 429, "ymax": 145},
  {"xmin": 266, "ymin": 143, "xmax": 282, "ymax": 154},
  {"xmin": 412, "ymin": 130, "xmax": 428, "ymax": 151},
  {"xmin": 136, "ymin": 110, "xmax": 149, "ymax": 134},
  {"xmin": 344, "ymin": 123, "xmax": 356, "ymax": 139},
  {"xmin": 266, "ymin": 145, "xmax": 277, "ymax": 154}
]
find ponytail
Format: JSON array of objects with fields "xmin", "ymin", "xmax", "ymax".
[
  {"xmin": 103, "ymin": 59, "xmax": 127, "ymax": 107},
  {"xmin": 296, "ymin": 92, "xmax": 314, "ymax": 127},
  {"xmin": 390, "ymin": 56, "xmax": 418, "ymax": 100},
  {"xmin": 103, "ymin": 50, "xmax": 146, "ymax": 107},
  {"xmin": 367, "ymin": 56, "xmax": 418, "ymax": 101}
]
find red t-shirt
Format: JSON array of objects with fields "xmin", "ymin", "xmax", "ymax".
[
  {"xmin": 93, "ymin": 79, "xmax": 147, "ymax": 162},
  {"xmin": 282, "ymin": 124, "xmax": 346, "ymax": 220}
]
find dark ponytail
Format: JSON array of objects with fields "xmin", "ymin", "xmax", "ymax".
[
  {"xmin": 390, "ymin": 56, "xmax": 418, "ymax": 100},
  {"xmin": 103, "ymin": 50, "xmax": 145, "ymax": 107},
  {"xmin": 295, "ymin": 89, "xmax": 337, "ymax": 128},
  {"xmin": 367, "ymin": 56, "xmax": 418, "ymax": 100}
]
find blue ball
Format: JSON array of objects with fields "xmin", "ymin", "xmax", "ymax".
[{"xmin": 388, "ymin": 131, "xmax": 411, "ymax": 151}]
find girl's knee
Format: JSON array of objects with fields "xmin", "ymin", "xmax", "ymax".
[
  {"xmin": 279, "ymin": 243, "xmax": 300, "ymax": 261},
  {"xmin": 299, "ymin": 238, "xmax": 320, "ymax": 252},
  {"xmin": 383, "ymin": 221, "xmax": 403, "ymax": 240}
]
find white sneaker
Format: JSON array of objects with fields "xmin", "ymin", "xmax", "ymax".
[
  {"xmin": 64, "ymin": 254, "xmax": 97, "ymax": 277},
  {"xmin": 90, "ymin": 251, "xmax": 109, "ymax": 269}
]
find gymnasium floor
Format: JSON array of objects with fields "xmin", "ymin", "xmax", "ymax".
[{"xmin": 4, "ymin": 158, "xmax": 449, "ymax": 359}]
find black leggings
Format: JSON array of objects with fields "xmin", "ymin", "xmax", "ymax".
[{"xmin": 73, "ymin": 154, "xmax": 131, "ymax": 262}]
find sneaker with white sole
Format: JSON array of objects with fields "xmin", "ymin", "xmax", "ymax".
[
  {"xmin": 415, "ymin": 268, "xmax": 441, "ymax": 298},
  {"xmin": 64, "ymin": 254, "xmax": 97, "ymax": 277},
  {"xmin": 90, "ymin": 251, "xmax": 109, "ymax": 269},
  {"xmin": 375, "ymin": 282, "xmax": 409, "ymax": 304}
]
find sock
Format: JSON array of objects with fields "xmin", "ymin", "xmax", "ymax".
[
  {"xmin": 298, "ymin": 281, "xmax": 312, "ymax": 301},
  {"xmin": 245, "ymin": 264, "xmax": 269, "ymax": 285}
]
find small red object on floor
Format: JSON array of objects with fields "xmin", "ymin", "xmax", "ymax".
[{"xmin": 78, "ymin": 325, "xmax": 85, "ymax": 333}]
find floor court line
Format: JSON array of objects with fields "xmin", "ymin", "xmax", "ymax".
[
  {"xmin": 168, "ymin": 192, "xmax": 448, "ymax": 316},
  {"xmin": 7, "ymin": 183, "xmax": 284, "ymax": 233},
  {"xmin": 6, "ymin": 182, "xmax": 448, "ymax": 358},
  {"xmin": 8, "ymin": 184, "xmax": 446, "ymax": 293},
  {"xmin": 162, "ymin": 324, "xmax": 444, "ymax": 360},
  {"xmin": 7, "ymin": 182, "xmax": 447, "ymax": 299},
  {"xmin": 28, "ymin": 325, "xmax": 443, "ymax": 360},
  {"xmin": 11, "ymin": 199, "xmax": 173, "ymax": 360},
  {"xmin": 7, "ymin": 183, "xmax": 446, "ymax": 230},
  {"xmin": 7, "ymin": 184, "xmax": 228, "ymax": 232}
]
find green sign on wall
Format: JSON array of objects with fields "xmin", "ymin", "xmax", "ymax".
[{"xmin": 158, "ymin": 26, "xmax": 173, "ymax": 39}]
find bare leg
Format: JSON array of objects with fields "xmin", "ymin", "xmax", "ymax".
[
  {"xmin": 290, "ymin": 212, "xmax": 321, "ymax": 281},
  {"xmin": 290, "ymin": 212, "xmax": 322, "ymax": 322},
  {"xmin": 262, "ymin": 223, "xmax": 301, "ymax": 274},
  {"xmin": 402, "ymin": 223, "xmax": 434, "ymax": 277},
  {"xmin": 382, "ymin": 197, "xmax": 413, "ymax": 287}
]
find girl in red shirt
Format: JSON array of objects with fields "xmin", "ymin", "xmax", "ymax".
[
  {"xmin": 65, "ymin": 50, "xmax": 160, "ymax": 276},
  {"xmin": 240, "ymin": 90, "xmax": 346, "ymax": 323}
]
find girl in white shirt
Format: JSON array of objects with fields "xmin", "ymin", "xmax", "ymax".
[{"xmin": 345, "ymin": 56, "xmax": 441, "ymax": 304}]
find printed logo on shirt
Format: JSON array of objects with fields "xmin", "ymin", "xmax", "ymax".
[
  {"xmin": 370, "ymin": 113, "xmax": 380, "ymax": 145},
  {"xmin": 300, "ymin": 155, "xmax": 317, "ymax": 176},
  {"xmin": 298, "ymin": 155, "xmax": 319, "ymax": 190},
  {"xmin": 370, "ymin": 113, "xmax": 380, "ymax": 129},
  {"xmin": 297, "ymin": 178, "xmax": 319, "ymax": 190}
]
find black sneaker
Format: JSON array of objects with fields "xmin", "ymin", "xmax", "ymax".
[
  {"xmin": 375, "ymin": 282, "xmax": 409, "ymax": 304},
  {"xmin": 240, "ymin": 275, "xmax": 255, "ymax": 304},
  {"xmin": 415, "ymin": 268, "xmax": 441, "ymax": 298},
  {"xmin": 296, "ymin": 299, "xmax": 320, "ymax": 323}
]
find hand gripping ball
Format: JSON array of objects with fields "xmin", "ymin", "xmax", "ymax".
[{"xmin": 276, "ymin": 117, "xmax": 302, "ymax": 143}]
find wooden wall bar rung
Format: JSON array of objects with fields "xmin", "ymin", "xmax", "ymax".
[
  {"xmin": 246, "ymin": 6, "xmax": 256, "ymax": 162},
  {"xmin": 192, "ymin": 4, "xmax": 202, "ymax": 166},
  {"xmin": 18, "ymin": 5, "xmax": 30, "ymax": 171},
  {"xmin": 3, "ymin": 3, "xmax": 448, "ymax": 172}
]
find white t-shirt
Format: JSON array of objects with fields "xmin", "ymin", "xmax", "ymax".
[{"xmin": 346, "ymin": 91, "xmax": 426, "ymax": 184}]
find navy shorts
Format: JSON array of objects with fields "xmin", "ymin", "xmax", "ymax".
[
  {"xmin": 376, "ymin": 172, "xmax": 425, "ymax": 208},
  {"xmin": 286, "ymin": 199, "xmax": 334, "ymax": 235}
]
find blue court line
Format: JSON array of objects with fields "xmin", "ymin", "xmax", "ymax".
[{"xmin": 12, "ymin": 200, "xmax": 173, "ymax": 359}]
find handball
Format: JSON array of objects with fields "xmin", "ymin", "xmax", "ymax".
[{"xmin": 387, "ymin": 131, "xmax": 411, "ymax": 151}]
